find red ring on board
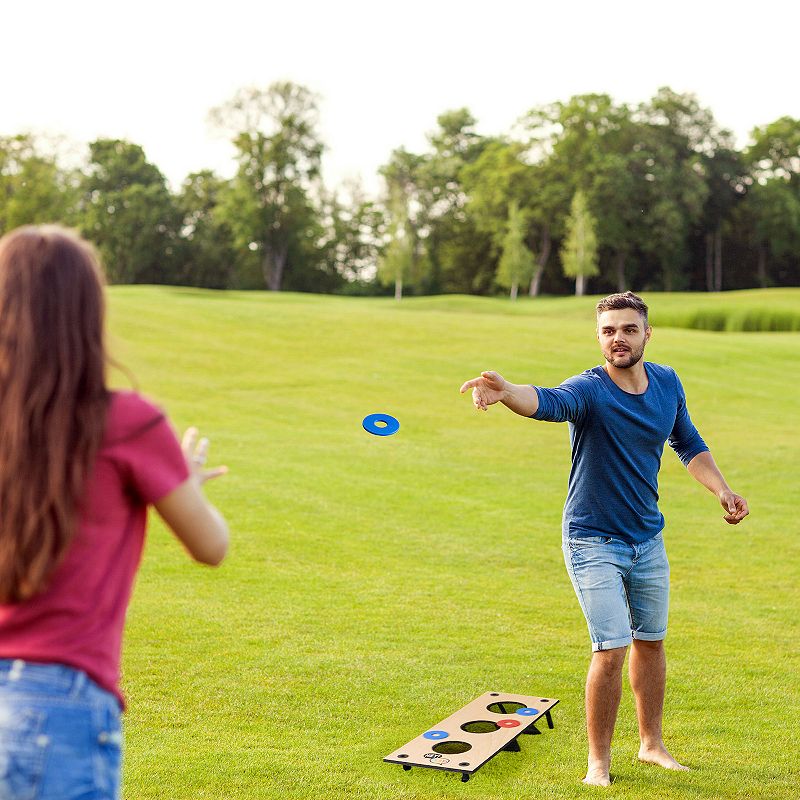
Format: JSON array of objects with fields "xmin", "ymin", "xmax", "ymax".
[{"xmin": 497, "ymin": 719, "xmax": 521, "ymax": 728}]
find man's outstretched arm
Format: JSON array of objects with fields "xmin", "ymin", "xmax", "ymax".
[
  {"xmin": 686, "ymin": 451, "xmax": 749, "ymax": 525},
  {"xmin": 459, "ymin": 371, "xmax": 539, "ymax": 417}
]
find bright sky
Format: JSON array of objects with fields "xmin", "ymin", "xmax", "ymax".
[{"xmin": 3, "ymin": 1, "xmax": 797, "ymax": 194}]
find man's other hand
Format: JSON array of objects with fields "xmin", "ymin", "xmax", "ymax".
[{"xmin": 719, "ymin": 491, "xmax": 749, "ymax": 524}]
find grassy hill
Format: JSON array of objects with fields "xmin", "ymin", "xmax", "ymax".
[{"xmin": 110, "ymin": 287, "xmax": 800, "ymax": 799}]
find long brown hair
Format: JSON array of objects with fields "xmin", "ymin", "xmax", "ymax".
[{"xmin": 0, "ymin": 226, "xmax": 109, "ymax": 603}]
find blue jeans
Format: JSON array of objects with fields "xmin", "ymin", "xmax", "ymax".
[
  {"xmin": 0, "ymin": 660, "xmax": 122, "ymax": 800},
  {"xmin": 562, "ymin": 532, "xmax": 670, "ymax": 651}
]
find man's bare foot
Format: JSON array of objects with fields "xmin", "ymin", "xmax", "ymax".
[
  {"xmin": 583, "ymin": 759, "xmax": 612, "ymax": 786},
  {"xmin": 638, "ymin": 744, "xmax": 689, "ymax": 771}
]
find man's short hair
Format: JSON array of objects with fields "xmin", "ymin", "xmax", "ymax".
[{"xmin": 596, "ymin": 291, "xmax": 649, "ymax": 325}]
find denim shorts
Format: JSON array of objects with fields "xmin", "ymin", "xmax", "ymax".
[
  {"xmin": 0, "ymin": 660, "xmax": 122, "ymax": 800},
  {"xmin": 562, "ymin": 532, "xmax": 670, "ymax": 651}
]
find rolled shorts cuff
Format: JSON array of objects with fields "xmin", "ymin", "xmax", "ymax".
[
  {"xmin": 592, "ymin": 635, "xmax": 632, "ymax": 652},
  {"xmin": 632, "ymin": 629, "xmax": 667, "ymax": 642}
]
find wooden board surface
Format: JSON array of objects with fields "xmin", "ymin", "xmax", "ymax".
[{"xmin": 384, "ymin": 691, "xmax": 559, "ymax": 776}]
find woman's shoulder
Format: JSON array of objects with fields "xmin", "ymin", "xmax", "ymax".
[{"xmin": 104, "ymin": 390, "xmax": 168, "ymax": 447}]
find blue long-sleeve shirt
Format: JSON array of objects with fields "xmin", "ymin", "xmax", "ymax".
[{"xmin": 533, "ymin": 362, "xmax": 708, "ymax": 544}]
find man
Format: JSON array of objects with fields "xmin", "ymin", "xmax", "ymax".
[{"xmin": 459, "ymin": 292, "xmax": 748, "ymax": 786}]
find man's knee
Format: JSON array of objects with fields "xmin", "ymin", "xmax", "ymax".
[
  {"xmin": 632, "ymin": 638, "xmax": 664, "ymax": 653},
  {"xmin": 591, "ymin": 646, "xmax": 627, "ymax": 674}
]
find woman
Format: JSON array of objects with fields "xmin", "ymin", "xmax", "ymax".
[{"xmin": 0, "ymin": 225, "xmax": 229, "ymax": 799}]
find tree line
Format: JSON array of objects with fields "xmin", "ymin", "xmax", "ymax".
[{"xmin": 2, "ymin": 82, "xmax": 799, "ymax": 296}]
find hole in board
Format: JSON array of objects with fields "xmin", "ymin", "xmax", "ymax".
[
  {"xmin": 397, "ymin": 754, "xmax": 408, "ymax": 758},
  {"xmin": 461, "ymin": 720, "xmax": 500, "ymax": 734},
  {"xmin": 487, "ymin": 701, "xmax": 526, "ymax": 715},
  {"xmin": 459, "ymin": 761, "xmax": 470, "ymax": 766},
  {"xmin": 540, "ymin": 699, "xmax": 548, "ymax": 703},
  {"xmin": 489, "ymin": 692, "xmax": 499, "ymax": 696},
  {"xmin": 432, "ymin": 741, "xmax": 472, "ymax": 755}
]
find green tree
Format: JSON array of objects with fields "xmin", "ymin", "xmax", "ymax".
[
  {"xmin": 79, "ymin": 139, "xmax": 179, "ymax": 284},
  {"xmin": 742, "ymin": 116, "xmax": 800, "ymax": 287},
  {"xmin": 175, "ymin": 170, "xmax": 237, "ymax": 288},
  {"xmin": 561, "ymin": 190, "xmax": 599, "ymax": 295},
  {"xmin": 415, "ymin": 109, "xmax": 492, "ymax": 293},
  {"xmin": 587, "ymin": 151, "xmax": 645, "ymax": 291},
  {"xmin": 519, "ymin": 94, "xmax": 631, "ymax": 293},
  {"xmin": 210, "ymin": 82, "xmax": 325, "ymax": 291},
  {"xmin": 747, "ymin": 116, "xmax": 800, "ymax": 184},
  {"xmin": 377, "ymin": 186, "xmax": 415, "ymax": 300},
  {"xmin": 743, "ymin": 179, "xmax": 800, "ymax": 287},
  {"xmin": 497, "ymin": 201, "xmax": 536, "ymax": 299},
  {"xmin": 377, "ymin": 148, "xmax": 428, "ymax": 299},
  {"xmin": 644, "ymin": 88, "xmax": 742, "ymax": 291},
  {"xmin": 635, "ymin": 89, "xmax": 713, "ymax": 290},
  {"xmin": 0, "ymin": 135, "xmax": 76, "ymax": 234},
  {"xmin": 323, "ymin": 182, "xmax": 384, "ymax": 287},
  {"xmin": 519, "ymin": 91, "xmax": 730, "ymax": 292},
  {"xmin": 699, "ymin": 144, "xmax": 745, "ymax": 291},
  {"xmin": 462, "ymin": 140, "xmax": 559, "ymax": 295}
]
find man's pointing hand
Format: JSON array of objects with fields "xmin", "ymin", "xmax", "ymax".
[{"xmin": 460, "ymin": 370, "xmax": 507, "ymax": 411}]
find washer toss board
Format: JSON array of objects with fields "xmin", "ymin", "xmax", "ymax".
[{"xmin": 384, "ymin": 691, "xmax": 559, "ymax": 782}]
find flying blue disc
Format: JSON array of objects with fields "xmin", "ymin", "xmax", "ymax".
[
  {"xmin": 362, "ymin": 413, "xmax": 400, "ymax": 436},
  {"xmin": 423, "ymin": 730, "xmax": 449, "ymax": 741}
]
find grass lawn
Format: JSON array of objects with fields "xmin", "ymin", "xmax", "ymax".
[{"xmin": 109, "ymin": 288, "xmax": 800, "ymax": 799}]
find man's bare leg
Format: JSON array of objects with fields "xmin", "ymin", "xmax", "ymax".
[
  {"xmin": 584, "ymin": 647, "xmax": 627, "ymax": 786},
  {"xmin": 629, "ymin": 639, "xmax": 688, "ymax": 771}
]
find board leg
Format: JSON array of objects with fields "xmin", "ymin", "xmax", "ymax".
[
  {"xmin": 461, "ymin": 773, "xmax": 470, "ymax": 782},
  {"xmin": 545, "ymin": 709, "xmax": 554, "ymax": 729},
  {"xmin": 402, "ymin": 765, "xmax": 412, "ymax": 771},
  {"xmin": 522, "ymin": 722, "xmax": 541, "ymax": 735}
]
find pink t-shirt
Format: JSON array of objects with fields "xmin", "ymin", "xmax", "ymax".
[{"xmin": 0, "ymin": 391, "xmax": 189, "ymax": 707}]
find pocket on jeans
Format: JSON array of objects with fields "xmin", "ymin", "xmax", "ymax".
[{"xmin": 0, "ymin": 704, "xmax": 48, "ymax": 800}]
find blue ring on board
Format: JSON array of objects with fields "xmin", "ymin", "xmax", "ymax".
[
  {"xmin": 516, "ymin": 707, "xmax": 540, "ymax": 717},
  {"xmin": 362, "ymin": 413, "xmax": 400, "ymax": 436},
  {"xmin": 423, "ymin": 730, "xmax": 449, "ymax": 741}
]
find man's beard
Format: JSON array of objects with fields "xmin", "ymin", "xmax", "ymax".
[{"xmin": 604, "ymin": 343, "xmax": 645, "ymax": 369}]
